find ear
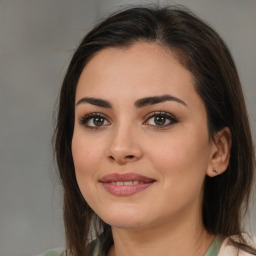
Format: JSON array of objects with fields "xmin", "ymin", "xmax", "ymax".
[{"xmin": 206, "ymin": 127, "xmax": 232, "ymax": 177}]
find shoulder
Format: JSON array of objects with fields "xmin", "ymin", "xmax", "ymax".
[
  {"xmin": 87, "ymin": 228, "xmax": 113, "ymax": 256},
  {"xmin": 218, "ymin": 234, "xmax": 256, "ymax": 256},
  {"xmin": 37, "ymin": 248, "xmax": 66, "ymax": 256}
]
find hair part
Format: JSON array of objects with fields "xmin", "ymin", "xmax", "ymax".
[{"xmin": 54, "ymin": 4, "xmax": 255, "ymax": 256}]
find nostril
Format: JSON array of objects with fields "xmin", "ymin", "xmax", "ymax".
[
  {"xmin": 126, "ymin": 155, "xmax": 134, "ymax": 159},
  {"xmin": 107, "ymin": 154, "xmax": 135, "ymax": 163}
]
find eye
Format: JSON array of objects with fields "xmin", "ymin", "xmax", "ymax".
[
  {"xmin": 79, "ymin": 113, "xmax": 110, "ymax": 129},
  {"xmin": 144, "ymin": 111, "xmax": 177, "ymax": 128}
]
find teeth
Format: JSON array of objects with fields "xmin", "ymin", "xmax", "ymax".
[
  {"xmin": 124, "ymin": 181, "xmax": 133, "ymax": 185},
  {"xmin": 110, "ymin": 181, "xmax": 143, "ymax": 185}
]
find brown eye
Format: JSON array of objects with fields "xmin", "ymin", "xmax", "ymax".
[
  {"xmin": 93, "ymin": 117, "xmax": 105, "ymax": 126},
  {"xmin": 154, "ymin": 116, "xmax": 167, "ymax": 126},
  {"xmin": 80, "ymin": 113, "xmax": 111, "ymax": 129},
  {"xmin": 144, "ymin": 111, "xmax": 178, "ymax": 128}
]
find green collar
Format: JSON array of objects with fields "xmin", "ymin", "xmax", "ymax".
[{"xmin": 205, "ymin": 237, "xmax": 222, "ymax": 256}]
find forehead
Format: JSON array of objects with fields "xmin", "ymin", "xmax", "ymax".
[{"xmin": 75, "ymin": 42, "xmax": 200, "ymax": 108}]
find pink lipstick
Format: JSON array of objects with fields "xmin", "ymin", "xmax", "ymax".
[{"xmin": 99, "ymin": 173, "xmax": 155, "ymax": 196}]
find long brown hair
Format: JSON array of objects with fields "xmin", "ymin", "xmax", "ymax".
[{"xmin": 54, "ymin": 4, "xmax": 255, "ymax": 256}]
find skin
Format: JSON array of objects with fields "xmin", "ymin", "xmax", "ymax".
[{"xmin": 72, "ymin": 42, "xmax": 231, "ymax": 256}]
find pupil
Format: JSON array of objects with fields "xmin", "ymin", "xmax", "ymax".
[
  {"xmin": 93, "ymin": 117, "xmax": 104, "ymax": 126},
  {"xmin": 154, "ymin": 116, "xmax": 166, "ymax": 125}
]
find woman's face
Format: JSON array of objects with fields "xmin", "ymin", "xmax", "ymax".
[{"xmin": 72, "ymin": 42, "xmax": 215, "ymax": 230}]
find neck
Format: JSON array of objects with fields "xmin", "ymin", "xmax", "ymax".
[{"xmin": 108, "ymin": 212, "xmax": 214, "ymax": 256}]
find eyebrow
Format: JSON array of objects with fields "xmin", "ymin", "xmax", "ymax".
[
  {"xmin": 76, "ymin": 94, "xmax": 187, "ymax": 108},
  {"xmin": 76, "ymin": 97, "xmax": 112, "ymax": 108},
  {"xmin": 135, "ymin": 95, "xmax": 187, "ymax": 108}
]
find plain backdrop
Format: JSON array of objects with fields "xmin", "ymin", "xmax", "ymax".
[{"xmin": 0, "ymin": 1, "xmax": 255, "ymax": 255}]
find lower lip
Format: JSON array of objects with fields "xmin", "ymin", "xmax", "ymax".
[{"xmin": 101, "ymin": 182, "xmax": 154, "ymax": 196}]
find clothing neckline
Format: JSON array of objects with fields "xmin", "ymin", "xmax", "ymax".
[
  {"xmin": 90, "ymin": 230, "xmax": 223, "ymax": 256},
  {"xmin": 204, "ymin": 236, "xmax": 222, "ymax": 256}
]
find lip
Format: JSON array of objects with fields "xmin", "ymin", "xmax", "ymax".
[
  {"xmin": 100, "ymin": 173, "xmax": 154, "ymax": 183},
  {"xmin": 99, "ymin": 173, "xmax": 156, "ymax": 196}
]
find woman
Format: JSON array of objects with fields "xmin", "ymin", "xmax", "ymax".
[{"xmin": 40, "ymin": 4, "xmax": 255, "ymax": 256}]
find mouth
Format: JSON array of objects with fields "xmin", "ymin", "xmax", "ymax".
[{"xmin": 99, "ymin": 173, "xmax": 156, "ymax": 196}]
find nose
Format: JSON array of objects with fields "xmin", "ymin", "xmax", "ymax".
[{"xmin": 106, "ymin": 125, "xmax": 143, "ymax": 165}]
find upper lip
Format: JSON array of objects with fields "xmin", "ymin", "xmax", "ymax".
[{"xmin": 100, "ymin": 173, "xmax": 155, "ymax": 183}]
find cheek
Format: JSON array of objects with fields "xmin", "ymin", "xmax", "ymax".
[
  {"xmin": 72, "ymin": 128, "xmax": 104, "ymax": 171},
  {"xmin": 146, "ymin": 127, "xmax": 210, "ymax": 191},
  {"xmin": 71, "ymin": 131, "xmax": 103, "ymax": 196}
]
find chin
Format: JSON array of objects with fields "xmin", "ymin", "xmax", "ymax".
[
  {"xmin": 98, "ymin": 208, "xmax": 148, "ymax": 230},
  {"xmin": 105, "ymin": 219, "xmax": 146, "ymax": 231}
]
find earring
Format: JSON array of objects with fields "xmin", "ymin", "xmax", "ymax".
[{"xmin": 213, "ymin": 167, "xmax": 218, "ymax": 174}]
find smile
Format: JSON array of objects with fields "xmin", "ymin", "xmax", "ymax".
[
  {"xmin": 110, "ymin": 181, "xmax": 146, "ymax": 185},
  {"xmin": 100, "ymin": 173, "xmax": 155, "ymax": 196}
]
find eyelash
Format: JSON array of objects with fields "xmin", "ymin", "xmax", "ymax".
[
  {"xmin": 143, "ymin": 111, "xmax": 178, "ymax": 129},
  {"xmin": 79, "ymin": 113, "xmax": 111, "ymax": 130},
  {"xmin": 79, "ymin": 111, "xmax": 178, "ymax": 130}
]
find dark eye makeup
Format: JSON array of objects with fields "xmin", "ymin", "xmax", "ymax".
[
  {"xmin": 79, "ymin": 111, "xmax": 178, "ymax": 130},
  {"xmin": 79, "ymin": 113, "xmax": 111, "ymax": 129},
  {"xmin": 143, "ymin": 111, "xmax": 178, "ymax": 128}
]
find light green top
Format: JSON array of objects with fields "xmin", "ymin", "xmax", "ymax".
[
  {"xmin": 38, "ymin": 248, "xmax": 65, "ymax": 256},
  {"xmin": 205, "ymin": 236, "xmax": 222, "ymax": 256},
  {"xmin": 39, "ymin": 236, "xmax": 221, "ymax": 256}
]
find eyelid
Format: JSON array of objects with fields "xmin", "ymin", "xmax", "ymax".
[
  {"xmin": 79, "ymin": 112, "xmax": 111, "ymax": 129},
  {"xmin": 143, "ymin": 111, "xmax": 178, "ymax": 128},
  {"xmin": 78, "ymin": 111, "xmax": 178, "ymax": 130}
]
